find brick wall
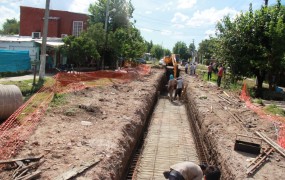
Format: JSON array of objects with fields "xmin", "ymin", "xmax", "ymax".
[{"xmin": 20, "ymin": 6, "xmax": 89, "ymax": 37}]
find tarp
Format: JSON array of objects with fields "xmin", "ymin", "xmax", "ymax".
[{"xmin": 0, "ymin": 49, "xmax": 31, "ymax": 72}]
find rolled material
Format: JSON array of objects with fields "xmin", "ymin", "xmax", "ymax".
[{"xmin": 0, "ymin": 84, "xmax": 23, "ymax": 121}]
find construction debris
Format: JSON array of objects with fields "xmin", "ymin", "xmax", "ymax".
[
  {"xmin": 0, "ymin": 155, "xmax": 44, "ymax": 180},
  {"xmin": 55, "ymin": 158, "xmax": 100, "ymax": 180},
  {"xmin": 255, "ymin": 131, "xmax": 285, "ymax": 157},
  {"xmin": 246, "ymin": 147, "xmax": 274, "ymax": 176}
]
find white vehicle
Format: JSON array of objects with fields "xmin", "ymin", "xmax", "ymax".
[{"xmin": 159, "ymin": 59, "xmax": 165, "ymax": 65}]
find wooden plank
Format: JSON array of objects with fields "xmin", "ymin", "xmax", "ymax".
[
  {"xmin": 246, "ymin": 147, "xmax": 274, "ymax": 175},
  {"xmin": 18, "ymin": 170, "xmax": 41, "ymax": 180},
  {"xmin": 0, "ymin": 155, "xmax": 43, "ymax": 165},
  {"xmin": 255, "ymin": 131, "xmax": 285, "ymax": 157},
  {"xmin": 55, "ymin": 158, "xmax": 100, "ymax": 180}
]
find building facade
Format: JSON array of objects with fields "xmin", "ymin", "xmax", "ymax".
[{"xmin": 20, "ymin": 6, "xmax": 89, "ymax": 38}]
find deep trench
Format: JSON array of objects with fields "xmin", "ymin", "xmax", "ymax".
[{"xmin": 123, "ymin": 73, "xmax": 225, "ymax": 179}]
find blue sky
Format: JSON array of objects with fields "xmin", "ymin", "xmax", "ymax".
[{"xmin": 0, "ymin": 0, "xmax": 284, "ymax": 50}]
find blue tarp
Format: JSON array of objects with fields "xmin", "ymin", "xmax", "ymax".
[{"xmin": 0, "ymin": 49, "xmax": 31, "ymax": 72}]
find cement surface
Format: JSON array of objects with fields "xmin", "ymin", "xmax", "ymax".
[{"xmin": 135, "ymin": 98, "xmax": 199, "ymax": 179}]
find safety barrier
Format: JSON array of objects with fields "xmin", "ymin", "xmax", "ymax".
[
  {"xmin": 0, "ymin": 65, "xmax": 151, "ymax": 160},
  {"xmin": 240, "ymin": 83, "xmax": 285, "ymax": 148}
]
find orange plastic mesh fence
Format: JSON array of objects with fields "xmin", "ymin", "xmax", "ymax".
[
  {"xmin": 0, "ymin": 65, "xmax": 151, "ymax": 160},
  {"xmin": 240, "ymin": 83, "xmax": 285, "ymax": 148}
]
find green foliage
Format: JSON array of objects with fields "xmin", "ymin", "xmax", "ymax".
[
  {"xmin": 216, "ymin": 1, "xmax": 285, "ymax": 93},
  {"xmin": 1, "ymin": 78, "xmax": 47, "ymax": 101},
  {"xmin": 112, "ymin": 26, "xmax": 146, "ymax": 59},
  {"xmin": 88, "ymin": 0, "xmax": 134, "ymax": 31},
  {"xmin": 51, "ymin": 93, "xmax": 66, "ymax": 107},
  {"xmin": 198, "ymin": 38, "xmax": 218, "ymax": 64},
  {"xmin": 164, "ymin": 49, "xmax": 171, "ymax": 56},
  {"xmin": 61, "ymin": 33, "xmax": 100, "ymax": 67},
  {"xmin": 265, "ymin": 104, "xmax": 285, "ymax": 116},
  {"xmin": 145, "ymin": 40, "xmax": 153, "ymax": 53},
  {"xmin": 150, "ymin": 44, "xmax": 164, "ymax": 59},
  {"xmin": 173, "ymin": 41, "xmax": 190, "ymax": 60},
  {"xmin": 0, "ymin": 18, "xmax": 19, "ymax": 35},
  {"xmin": 252, "ymin": 98, "xmax": 264, "ymax": 105}
]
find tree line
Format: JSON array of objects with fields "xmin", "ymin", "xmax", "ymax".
[{"xmin": 197, "ymin": 0, "xmax": 285, "ymax": 96}]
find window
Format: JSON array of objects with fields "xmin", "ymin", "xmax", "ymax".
[{"xmin": 72, "ymin": 21, "xmax": 83, "ymax": 37}]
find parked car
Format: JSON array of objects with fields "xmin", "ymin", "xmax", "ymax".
[{"xmin": 135, "ymin": 58, "xmax": 146, "ymax": 64}]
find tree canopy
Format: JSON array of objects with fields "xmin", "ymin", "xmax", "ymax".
[
  {"xmin": 173, "ymin": 41, "xmax": 190, "ymax": 60},
  {"xmin": 216, "ymin": 0, "xmax": 285, "ymax": 95},
  {"xmin": 0, "ymin": 18, "xmax": 19, "ymax": 35}
]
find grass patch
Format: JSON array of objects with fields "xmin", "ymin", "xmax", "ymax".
[
  {"xmin": 252, "ymin": 98, "xmax": 264, "ymax": 105},
  {"xmin": 0, "ymin": 71, "xmax": 30, "ymax": 78},
  {"xmin": 50, "ymin": 93, "xmax": 67, "ymax": 107},
  {"xmin": 264, "ymin": 104, "xmax": 285, "ymax": 116},
  {"xmin": 1, "ymin": 77, "xmax": 53, "ymax": 101}
]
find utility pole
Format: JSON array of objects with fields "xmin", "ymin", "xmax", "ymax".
[
  {"xmin": 102, "ymin": 0, "xmax": 110, "ymax": 70},
  {"xmin": 39, "ymin": 0, "xmax": 50, "ymax": 80}
]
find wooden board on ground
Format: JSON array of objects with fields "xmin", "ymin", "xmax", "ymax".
[{"xmin": 55, "ymin": 158, "xmax": 100, "ymax": 180}]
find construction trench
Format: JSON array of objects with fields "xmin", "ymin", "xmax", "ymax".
[
  {"xmin": 1, "ymin": 69, "xmax": 285, "ymax": 179},
  {"xmin": 123, "ymin": 73, "xmax": 225, "ymax": 180}
]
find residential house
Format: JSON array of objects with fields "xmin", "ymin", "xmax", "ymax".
[
  {"xmin": 0, "ymin": 6, "xmax": 90, "ymax": 73},
  {"xmin": 20, "ymin": 6, "xmax": 89, "ymax": 38}
]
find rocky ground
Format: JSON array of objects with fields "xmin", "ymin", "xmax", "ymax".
[{"xmin": 1, "ymin": 67, "xmax": 285, "ymax": 179}]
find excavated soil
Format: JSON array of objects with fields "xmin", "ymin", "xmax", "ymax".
[
  {"xmin": 1, "ymin": 68, "xmax": 285, "ymax": 179},
  {"xmin": 185, "ymin": 75, "xmax": 285, "ymax": 179}
]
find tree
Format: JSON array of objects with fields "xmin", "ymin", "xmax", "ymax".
[
  {"xmin": 61, "ymin": 35, "xmax": 99, "ymax": 68},
  {"xmin": 164, "ymin": 49, "xmax": 171, "ymax": 56},
  {"xmin": 216, "ymin": 0, "xmax": 285, "ymax": 96},
  {"xmin": 150, "ymin": 44, "xmax": 164, "ymax": 59},
  {"xmin": 88, "ymin": 0, "xmax": 134, "ymax": 31},
  {"xmin": 198, "ymin": 38, "xmax": 217, "ymax": 64},
  {"xmin": 112, "ymin": 25, "xmax": 146, "ymax": 60},
  {"xmin": 145, "ymin": 40, "xmax": 153, "ymax": 53},
  {"xmin": 0, "ymin": 18, "xmax": 19, "ymax": 35},
  {"xmin": 172, "ymin": 41, "xmax": 189, "ymax": 60}
]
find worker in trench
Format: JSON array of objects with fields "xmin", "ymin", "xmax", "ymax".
[
  {"xmin": 168, "ymin": 74, "xmax": 177, "ymax": 101},
  {"xmin": 163, "ymin": 161, "xmax": 221, "ymax": 180}
]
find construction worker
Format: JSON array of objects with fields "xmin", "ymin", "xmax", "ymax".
[
  {"xmin": 174, "ymin": 76, "xmax": 184, "ymax": 101},
  {"xmin": 163, "ymin": 162, "xmax": 221, "ymax": 180},
  {"xmin": 168, "ymin": 74, "xmax": 177, "ymax": 101}
]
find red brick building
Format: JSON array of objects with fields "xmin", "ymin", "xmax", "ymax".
[{"xmin": 20, "ymin": 6, "xmax": 89, "ymax": 38}]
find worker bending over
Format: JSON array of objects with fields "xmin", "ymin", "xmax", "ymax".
[{"xmin": 163, "ymin": 161, "xmax": 221, "ymax": 180}]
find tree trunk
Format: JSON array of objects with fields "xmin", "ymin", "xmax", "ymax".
[{"xmin": 255, "ymin": 70, "xmax": 265, "ymax": 98}]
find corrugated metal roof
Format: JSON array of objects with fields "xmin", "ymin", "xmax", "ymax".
[{"xmin": 0, "ymin": 35, "xmax": 64, "ymax": 47}]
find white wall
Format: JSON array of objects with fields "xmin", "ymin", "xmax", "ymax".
[{"xmin": 0, "ymin": 41, "xmax": 40, "ymax": 62}]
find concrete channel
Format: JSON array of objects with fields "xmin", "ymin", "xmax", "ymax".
[
  {"xmin": 135, "ymin": 98, "xmax": 199, "ymax": 179},
  {"xmin": 126, "ymin": 92, "xmax": 204, "ymax": 179}
]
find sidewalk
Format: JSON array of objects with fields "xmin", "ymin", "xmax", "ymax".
[{"xmin": 0, "ymin": 73, "xmax": 54, "ymax": 82}]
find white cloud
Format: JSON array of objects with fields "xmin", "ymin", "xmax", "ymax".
[
  {"xmin": 171, "ymin": 12, "xmax": 189, "ymax": 23},
  {"xmin": 177, "ymin": 0, "xmax": 197, "ymax": 9},
  {"xmin": 186, "ymin": 7, "xmax": 238, "ymax": 27},
  {"xmin": 140, "ymin": 28, "xmax": 153, "ymax": 33},
  {"xmin": 161, "ymin": 30, "xmax": 172, "ymax": 36},
  {"xmin": 68, "ymin": 0, "xmax": 95, "ymax": 14},
  {"xmin": 145, "ymin": 11, "xmax": 152, "ymax": 14},
  {"xmin": 205, "ymin": 29, "xmax": 216, "ymax": 36},
  {"xmin": 0, "ymin": 6, "xmax": 19, "ymax": 28}
]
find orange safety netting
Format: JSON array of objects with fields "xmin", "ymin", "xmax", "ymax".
[
  {"xmin": 240, "ymin": 83, "xmax": 285, "ymax": 148},
  {"xmin": 0, "ymin": 65, "xmax": 151, "ymax": 160}
]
